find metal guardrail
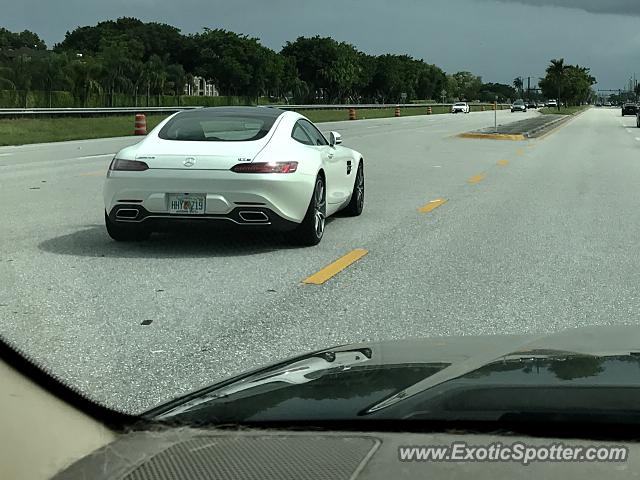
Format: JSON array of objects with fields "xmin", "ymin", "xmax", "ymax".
[
  {"xmin": 0, "ymin": 103, "xmax": 513, "ymax": 117},
  {"xmin": 274, "ymin": 103, "xmax": 512, "ymax": 110},
  {"xmin": 0, "ymin": 106, "xmax": 202, "ymax": 117}
]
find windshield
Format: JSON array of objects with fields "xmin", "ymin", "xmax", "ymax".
[
  {"xmin": 158, "ymin": 109, "xmax": 282, "ymax": 141},
  {"xmin": 3, "ymin": 0, "xmax": 640, "ymax": 449}
]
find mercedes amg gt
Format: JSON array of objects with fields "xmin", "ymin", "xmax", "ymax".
[{"xmin": 103, "ymin": 107, "xmax": 365, "ymax": 246}]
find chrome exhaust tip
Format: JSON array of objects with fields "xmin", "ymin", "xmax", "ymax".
[
  {"xmin": 115, "ymin": 208, "xmax": 139, "ymax": 219},
  {"xmin": 238, "ymin": 211, "xmax": 269, "ymax": 223}
]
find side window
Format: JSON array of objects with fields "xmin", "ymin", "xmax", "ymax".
[
  {"xmin": 299, "ymin": 120, "xmax": 328, "ymax": 146},
  {"xmin": 291, "ymin": 122, "xmax": 314, "ymax": 146}
]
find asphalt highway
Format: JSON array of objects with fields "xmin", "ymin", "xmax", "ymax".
[{"xmin": 1, "ymin": 107, "xmax": 632, "ymax": 413}]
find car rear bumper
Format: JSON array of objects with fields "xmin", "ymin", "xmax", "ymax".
[
  {"xmin": 106, "ymin": 204, "xmax": 300, "ymax": 231},
  {"xmin": 104, "ymin": 168, "xmax": 315, "ymax": 224}
]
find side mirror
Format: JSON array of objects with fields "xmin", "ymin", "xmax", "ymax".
[{"xmin": 329, "ymin": 131, "xmax": 342, "ymax": 147}]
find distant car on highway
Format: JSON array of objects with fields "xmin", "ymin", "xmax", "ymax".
[
  {"xmin": 604, "ymin": 101, "xmax": 612, "ymax": 107},
  {"xmin": 511, "ymin": 99, "xmax": 527, "ymax": 112},
  {"xmin": 103, "ymin": 107, "xmax": 365, "ymax": 246},
  {"xmin": 545, "ymin": 99, "xmax": 558, "ymax": 108},
  {"xmin": 451, "ymin": 102, "xmax": 470, "ymax": 114},
  {"xmin": 525, "ymin": 100, "xmax": 537, "ymax": 109},
  {"xmin": 622, "ymin": 102, "xmax": 638, "ymax": 116}
]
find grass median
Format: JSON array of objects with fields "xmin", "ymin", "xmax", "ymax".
[
  {"xmin": 539, "ymin": 105, "xmax": 590, "ymax": 115},
  {"xmin": 0, "ymin": 104, "xmax": 504, "ymax": 146},
  {"xmin": 0, "ymin": 114, "xmax": 170, "ymax": 146}
]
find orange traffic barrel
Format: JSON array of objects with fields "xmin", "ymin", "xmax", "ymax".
[
  {"xmin": 492, "ymin": 102, "xmax": 497, "ymax": 111},
  {"xmin": 427, "ymin": 106, "xmax": 432, "ymax": 115},
  {"xmin": 348, "ymin": 108, "xmax": 357, "ymax": 120},
  {"xmin": 134, "ymin": 113, "xmax": 147, "ymax": 135},
  {"xmin": 395, "ymin": 106, "xmax": 401, "ymax": 117}
]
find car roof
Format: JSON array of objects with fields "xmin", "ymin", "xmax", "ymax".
[{"xmin": 177, "ymin": 106, "xmax": 287, "ymax": 120}]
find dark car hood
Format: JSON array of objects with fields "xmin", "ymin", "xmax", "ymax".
[{"xmin": 149, "ymin": 326, "xmax": 640, "ymax": 424}]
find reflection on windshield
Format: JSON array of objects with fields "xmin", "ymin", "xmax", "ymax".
[{"xmin": 163, "ymin": 364, "xmax": 449, "ymax": 422}]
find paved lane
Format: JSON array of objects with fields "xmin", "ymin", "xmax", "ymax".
[{"xmin": 5, "ymin": 108, "xmax": 624, "ymax": 414}]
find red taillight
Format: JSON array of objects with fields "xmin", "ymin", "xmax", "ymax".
[
  {"xmin": 231, "ymin": 162, "xmax": 298, "ymax": 174},
  {"xmin": 109, "ymin": 159, "xmax": 149, "ymax": 171}
]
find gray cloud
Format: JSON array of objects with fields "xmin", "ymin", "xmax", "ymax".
[
  {"xmin": 489, "ymin": 0, "xmax": 640, "ymax": 15},
  {"xmin": 2, "ymin": 0, "xmax": 639, "ymax": 89}
]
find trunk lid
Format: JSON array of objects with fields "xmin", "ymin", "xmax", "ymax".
[{"xmin": 135, "ymin": 137, "xmax": 270, "ymax": 171}]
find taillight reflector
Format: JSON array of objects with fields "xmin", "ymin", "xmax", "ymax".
[{"xmin": 231, "ymin": 162, "xmax": 298, "ymax": 174}]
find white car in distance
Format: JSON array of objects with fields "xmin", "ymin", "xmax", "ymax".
[
  {"xmin": 451, "ymin": 102, "xmax": 470, "ymax": 114},
  {"xmin": 103, "ymin": 107, "xmax": 365, "ymax": 246}
]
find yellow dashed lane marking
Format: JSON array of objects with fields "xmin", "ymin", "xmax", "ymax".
[
  {"xmin": 418, "ymin": 198, "xmax": 447, "ymax": 213},
  {"xmin": 516, "ymin": 148, "xmax": 525, "ymax": 156},
  {"xmin": 467, "ymin": 173, "xmax": 486, "ymax": 184},
  {"xmin": 497, "ymin": 160, "xmax": 509, "ymax": 166},
  {"xmin": 302, "ymin": 249, "xmax": 368, "ymax": 285},
  {"xmin": 79, "ymin": 171, "xmax": 105, "ymax": 177}
]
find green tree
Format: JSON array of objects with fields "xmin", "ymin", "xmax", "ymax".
[
  {"xmin": 66, "ymin": 56, "xmax": 103, "ymax": 107},
  {"xmin": 513, "ymin": 76, "xmax": 524, "ymax": 97},
  {"xmin": 478, "ymin": 83, "xmax": 517, "ymax": 102},
  {"xmin": 281, "ymin": 36, "xmax": 363, "ymax": 103},
  {"xmin": 143, "ymin": 54, "xmax": 168, "ymax": 106},
  {"xmin": 98, "ymin": 38, "xmax": 143, "ymax": 106},
  {"xmin": 0, "ymin": 28, "xmax": 46, "ymax": 50},
  {"xmin": 33, "ymin": 52, "xmax": 71, "ymax": 107},
  {"xmin": 540, "ymin": 58, "xmax": 566, "ymax": 110},
  {"xmin": 166, "ymin": 63, "xmax": 187, "ymax": 104},
  {"xmin": 451, "ymin": 71, "xmax": 482, "ymax": 100}
]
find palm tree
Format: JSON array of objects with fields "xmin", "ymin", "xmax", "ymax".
[
  {"xmin": 38, "ymin": 53, "xmax": 70, "ymax": 108},
  {"xmin": 143, "ymin": 55, "xmax": 168, "ymax": 107},
  {"xmin": 0, "ymin": 65, "xmax": 16, "ymax": 107},
  {"xmin": 513, "ymin": 77, "xmax": 524, "ymax": 97},
  {"xmin": 166, "ymin": 63, "xmax": 187, "ymax": 106},
  {"xmin": 0, "ymin": 66, "xmax": 15, "ymax": 89},
  {"xmin": 547, "ymin": 58, "xmax": 566, "ymax": 110},
  {"xmin": 9, "ymin": 53, "xmax": 34, "ymax": 108},
  {"xmin": 67, "ymin": 58, "xmax": 102, "ymax": 107}
]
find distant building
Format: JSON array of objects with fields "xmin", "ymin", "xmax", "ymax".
[{"xmin": 184, "ymin": 76, "xmax": 219, "ymax": 97}]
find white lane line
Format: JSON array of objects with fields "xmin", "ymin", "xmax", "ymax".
[
  {"xmin": 73, "ymin": 153, "xmax": 115, "ymax": 160},
  {"xmin": 635, "ymin": 137, "xmax": 640, "ymax": 141},
  {"xmin": 0, "ymin": 153, "xmax": 12, "ymax": 157}
]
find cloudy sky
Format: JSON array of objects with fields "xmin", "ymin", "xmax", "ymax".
[{"xmin": 3, "ymin": 0, "xmax": 640, "ymax": 90}]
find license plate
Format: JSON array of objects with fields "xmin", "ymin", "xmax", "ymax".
[{"xmin": 168, "ymin": 194, "xmax": 206, "ymax": 214}]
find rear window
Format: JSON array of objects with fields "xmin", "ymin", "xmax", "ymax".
[
  {"xmin": 158, "ymin": 111, "xmax": 280, "ymax": 141},
  {"xmin": 454, "ymin": 102, "xmax": 466, "ymax": 106}
]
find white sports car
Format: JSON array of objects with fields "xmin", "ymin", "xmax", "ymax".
[
  {"xmin": 451, "ymin": 102, "xmax": 470, "ymax": 114},
  {"xmin": 103, "ymin": 107, "xmax": 365, "ymax": 245}
]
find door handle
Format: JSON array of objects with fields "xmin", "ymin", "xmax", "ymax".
[{"xmin": 327, "ymin": 153, "xmax": 334, "ymax": 159}]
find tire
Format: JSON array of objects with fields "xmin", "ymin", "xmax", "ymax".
[
  {"xmin": 342, "ymin": 161, "xmax": 364, "ymax": 217},
  {"xmin": 105, "ymin": 212, "xmax": 151, "ymax": 242},
  {"xmin": 289, "ymin": 175, "xmax": 326, "ymax": 246}
]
